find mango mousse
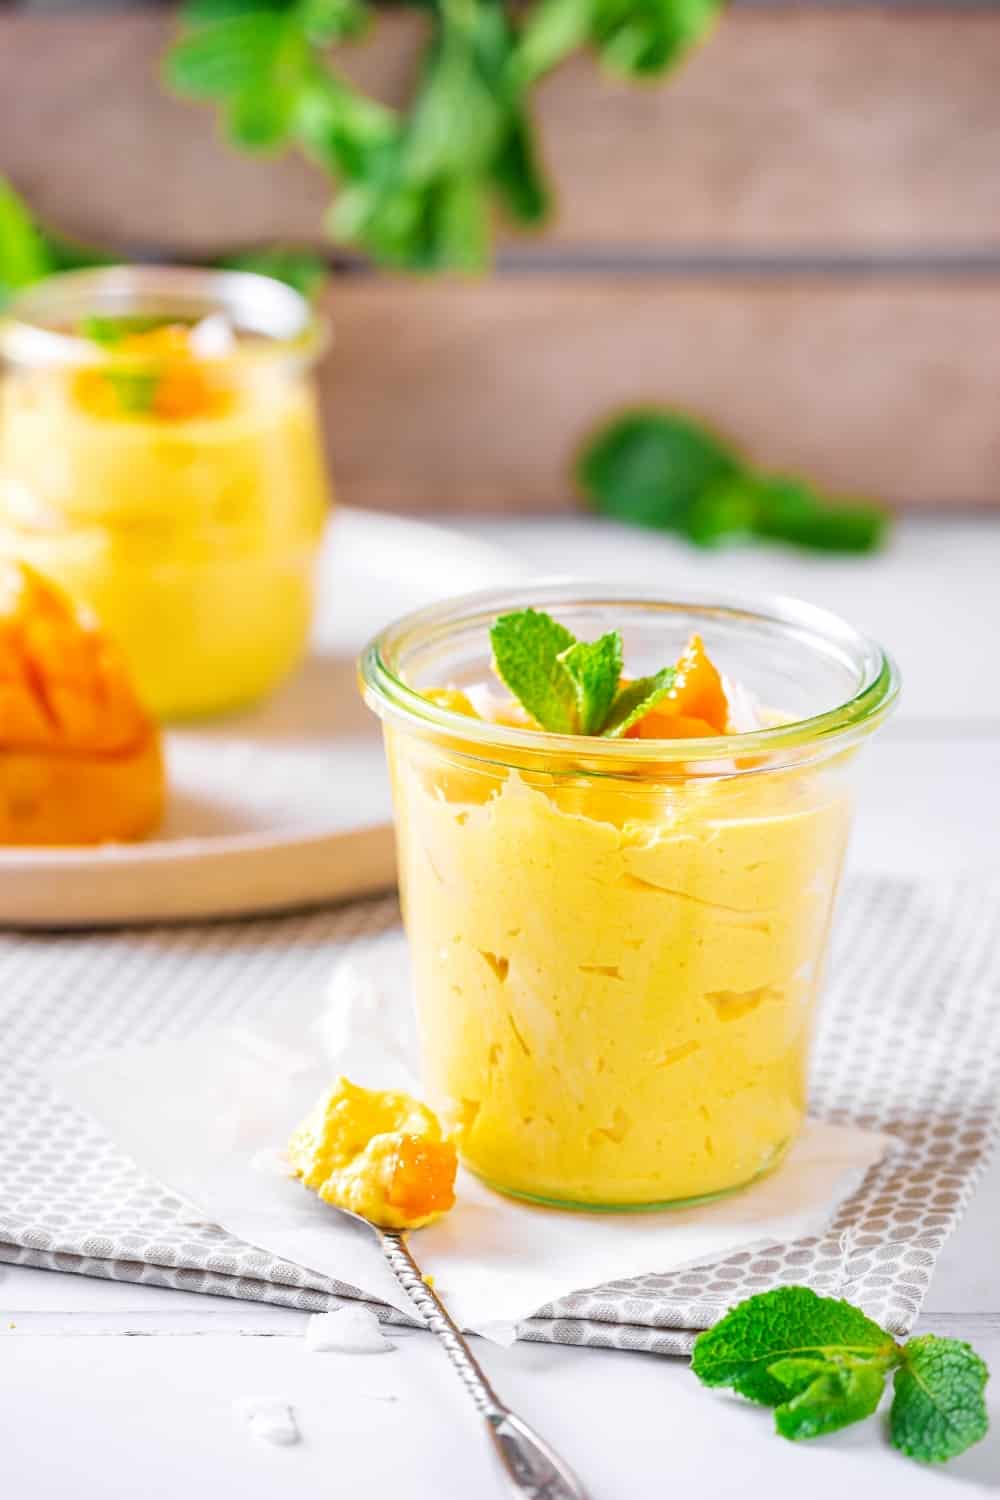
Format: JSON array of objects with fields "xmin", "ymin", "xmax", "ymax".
[
  {"xmin": 0, "ymin": 280, "xmax": 329, "ymax": 719},
  {"xmin": 0, "ymin": 560, "xmax": 164, "ymax": 845},
  {"xmin": 288, "ymin": 1077, "xmax": 458, "ymax": 1230},
  {"xmin": 366, "ymin": 603, "xmax": 871, "ymax": 1210}
]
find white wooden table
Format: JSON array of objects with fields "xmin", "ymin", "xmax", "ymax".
[{"xmin": 3, "ymin": 516, "xmax": 999, "ymax": 1499}]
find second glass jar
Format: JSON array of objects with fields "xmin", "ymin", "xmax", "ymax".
[{"xmin": 0, "ymin": 266, "xmax": 331, "ymax": 719}]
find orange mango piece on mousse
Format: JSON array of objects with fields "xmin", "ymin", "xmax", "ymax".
[
  {"xmin": 287, "ymin": 1077, "xmax": 458, "ymax": 1230},
  {"xmin": 386, "ymin": 1135, "xmax": 459, "ymax": 1222},
  {"xmin": 627, "ymin": 633, "xmax": 729, "ymax": 739},
  {"xmin": 74, "ymin": 325, "xmax": 232, "ymax": 422}
]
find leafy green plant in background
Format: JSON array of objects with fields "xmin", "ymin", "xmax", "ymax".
[
  {"xmin": 163, "ymin": 0, "xmax": 724, "ymax": 272},
  {"xmin": 693, "ymin": 1288, "xmax": 989, "ymax": 1465},
  {"xmin": 0, "ymin": 181, "xmax": 889, "ymax": 555},
  {"xmin": 577, "ymin": 406, "xmax": 890, "ymax": 552}
]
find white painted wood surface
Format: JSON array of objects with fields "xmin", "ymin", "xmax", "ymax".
[{"xmin": 3, "ymin": 516, "xmax": 999, "ymax": 1498}]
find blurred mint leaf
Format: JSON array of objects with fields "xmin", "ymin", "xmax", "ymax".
[
  {"xmin": 490, "ymin": 608, "xmax": 579, "ymax": 733},
  {"xmin": 752, "ymin": 475, "xmax": 889, "ymax": 554},
  {"xmin": 601, "ymin": 668, "xmax": 675, "ymax": 737},
  {"xmin": 577, "ymin": 409, "xmax": 740, "ymax": 530},
  {"xmin": 490, "ymin": 108, "xmax": 551, "ymax": 224},
  {"xmin": 514, "ymin": 0, "xmax": 593, "ymax": 85},
  {"xmin": 102, "ymin": 370, "xmax": 163, "ymax": 415},
  {"xmin": 226, "ymin": 78, "xmax": 302, "ymax": 148},
  {"xmin": 577, "ymin": 407, "xmax": 891, "ymax": 554},
  {"xmin": 298, "ymin": 0, "xmax": 368, "ymax": 42},
  {"xmin": 1, "ymin": 177, "xmax": 114, "ymax": 306},
  {"xmin": 515, "ymin": 0, "xmax": 721, "ymax": 83},
  {"xmin": 166, "ymin": 14, "xmax": 290, "ymax": 100},
  {"xmin": 890, "ymin": 1336, "xmax": 990, "ymax": 1464},
  {"xmin": 0, "ymin": 179, "xmax": 54, "ymax": 303},
  {"xmin": 682, "ymin": 478, "xmax": 758, "ymax": 547},
  {"xmin": 181, "ymin": 0, "xmax": 289, "ymax": 22},
  {"xmin": 561, "ymin": 632, "xmax": 623, "ymax": 734},
  {"xmin": 691, "ymin": 1288, "xmax": 896, "ymax": 1408},
  {"xmin": 81, "ymin": 314, "xmax": 177, "ymax": 346},
  {"xmin": 47, "ymin": 235, "xmax": 115, "ymax": 275},
  {"xmin": 295, "ymin": 72, "xmax": 397, "ymax": 181},
  {"xmin": 591, "ymin": 0, "xmax": 723, "ymax": 76}
]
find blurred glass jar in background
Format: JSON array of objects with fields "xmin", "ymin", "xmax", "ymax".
[{"xmin": 0, "ymin": 267, "xmax": 330, "ymax": 719}]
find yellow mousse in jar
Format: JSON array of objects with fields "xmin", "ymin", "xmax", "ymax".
[
  {"xmin": 363, "ymin": 592, "xmax": 898, "ymax": 1210},
  {"xmin": 288, "ymin": 1077, "xmax": 457, "ymax": 1229},
  {"xmin": 0, "ymin": 269, "xmax": 330, "ymax": 719}
]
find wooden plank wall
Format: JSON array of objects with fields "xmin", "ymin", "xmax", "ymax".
[{"xmin": 2, "ymin": 6, "xmax": 999, "ymax": 512}]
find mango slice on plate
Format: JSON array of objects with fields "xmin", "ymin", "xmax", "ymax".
[{"xmin": 0, "ymin": 560, "xmax": 164, "ymax": 845}]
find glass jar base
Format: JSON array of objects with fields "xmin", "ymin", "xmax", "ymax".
[{"xmin": 467, "ymin": 1138, "xmax": 792, "ymax": 1214}]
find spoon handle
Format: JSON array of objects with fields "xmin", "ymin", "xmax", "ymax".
[{"xmin": 378, "ymin": 1230, "xmax": 590, "ymax": 1500}]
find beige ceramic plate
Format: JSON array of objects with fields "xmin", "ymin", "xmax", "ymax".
[{"xmin": 1, "ymin": 509, "xmax": 523, "ymax": 928}]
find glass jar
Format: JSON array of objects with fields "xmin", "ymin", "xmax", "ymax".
[
  {"xmin": 361, "ymin": 584, "xmax": 899, "ymax": 1211},
  {"xmin": 0, "ymin": 266, "xmax": 330, "ymax": 719}
]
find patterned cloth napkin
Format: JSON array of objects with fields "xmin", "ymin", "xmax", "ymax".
[{"xmin": 2, "ymin": 875, "xmax": 998, "ymax": 1355}]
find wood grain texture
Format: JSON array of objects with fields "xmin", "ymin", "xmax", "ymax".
[
  {"xmin": 319, "ymin": 277, "xmax": 1000, "ymax": 510},
  {"xmin": 1, "ymin": 9, "xmax": 999, "ymax": 253}
]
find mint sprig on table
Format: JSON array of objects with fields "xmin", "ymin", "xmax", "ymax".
[
  {"xmin": 577, "ymin": 408, "xmax": 890, "ymax": 554},
  {"xmin": 489, "ymin": 608, "xmax": 674, "ymax": 736},
  {"xmin": 692, "ymin": 1287, "xmax": 989, "ymax": 1464}
]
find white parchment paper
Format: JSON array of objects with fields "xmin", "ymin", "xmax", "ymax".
[{"xmin": 51, "ymin": 929, "xmax": 890, "ymax": 1336}]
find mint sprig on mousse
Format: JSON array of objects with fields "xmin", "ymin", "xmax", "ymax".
[
  {"xmin": 692, "ymin": 1287, "xmax": 990, "ymax": 1465},
  {"xmin": 489, "ymin": 608, "xmax": 674, "ymax": 736}
]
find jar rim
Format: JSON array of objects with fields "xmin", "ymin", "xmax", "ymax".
[
  {"xmin": 0, "ymin": 265, "xmax": 328, "ymax": 370},
  {"xmin": 360, "ymin": 580, "xmax": 900, "ymax": 767}
]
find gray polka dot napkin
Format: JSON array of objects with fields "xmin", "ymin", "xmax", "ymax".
[{"xmin": 1, "ymin": 876, "xmax": 997, "ymax": 1355}]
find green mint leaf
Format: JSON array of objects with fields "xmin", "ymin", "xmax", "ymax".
[
  {"xmin": 181, "ymin": 0, "xmax": 283, "ymax": 22},
  {"xmin": 771, "ymin": 1358, "xmax": 890, "ymax": 1442},
  {"xmin": 601, "ymin": 669, "xmax": 675, "ymax": 738},
  {"xmin": 766, "ymin": 1356, "xmax": 836, "ymax": 1398},
  {"xmin": 297, "ymin": 0, "xmax": 368, "ymax": 44},
  {"xmin": 490, "ymin": 609, "xmax": 579, "ymax": 734},
  {"xmin": 490, "ymin": 109, "xmax": 551, "ymax": 225},
  {"xmin": 514, "ymin": 0, "xmax": 593, "ymax": 86},
  {"xmin": 559, "ymin": 632, "xmax": 623, "ymax": 736},
  {"xmin": 227, "ymin": 80, "xmax": 300, "ymax": 148},
  {"xmin": 576, "ymin": 409, "xmax": 741, "ymax": 532},
  {"xmin": 47, "ymin": 233, "xmax": 115, "ymax": 276},
  {"xmin": 81, "ymin": 314, "xmax": 176, "ymax": 348},
  {"xmin": 890, "ymin": 1335, "xmax": 990, "ymax": 1463},
  {"xmin": 429, "ymin": 176, "xmax": 492, "ymax": 274},
  {"xmin": 691, "ymin": 1288, "xmax": 896, "ymax": 1407},
  {"xmin": 165, "ymin": 14, "xmax": 286, "ymax": 99},
  {"xmin": 102, "ymin": 370, "xmax": 162, "ymax": 415},
  {"xmin": 575, "ymin": 408, "xmax": 889, "ymax": 556},
  {"xmin": 753, "ymin": 476, "xmax": 889, "ymax": 555},
  {"xmin": 591, "ymin": 0, "xmax": 723, "ymax": 77},
  {"xmin": 0, "ymin": 178, "xmax": 54, "ymax": 304},
  {"xmin": 681, "ymin": 478, "xmax": 759, "ymax": 548},
  {"xmin": 295, "ymin": 72, "xmax": 397, "ymax": 180}
]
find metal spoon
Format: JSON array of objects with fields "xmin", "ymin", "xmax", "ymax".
[{"xmin": 353, "ymin": 1214, "xmax": 590, "ymax": 1499}]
